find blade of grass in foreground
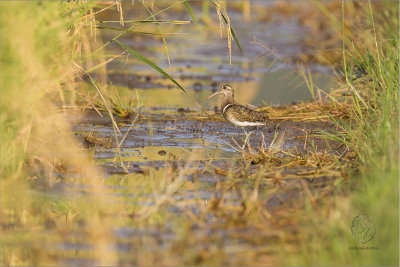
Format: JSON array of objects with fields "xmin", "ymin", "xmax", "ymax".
[
  {"xmin": 97, "ymin": 20, "xmax": 192, "ymax": 24},
  {"xmin": 115, "ymin": 40, "xmax": 187, "ymax": 94},
  {"xmin": 96, "ymin": 26, "xmax": 186, "ymax": 36},
  {"xmin": 94, "ymin": 0, "xmax": 187, "ymax": 54},
  {"xmin": 183, "ymin": 1, "xmax": 199, "ymax": 28},
  {"xmin": 142, "ymin": 3, "xmax": 171, "ymax": 67},
  {"xmin": 221, "ymin": 13, "xmax": 242, "ymax": 54}
]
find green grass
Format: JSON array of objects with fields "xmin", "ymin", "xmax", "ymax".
[{"xmin": 284, "ymin": 1, "xmax": 399, "ymax": 265}]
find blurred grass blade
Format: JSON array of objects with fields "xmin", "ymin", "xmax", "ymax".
[
  {"xmin": 72, "ymin": 62, "xmax": 121, "ymax": 134},
  {"xmin": 115, "ymin": 40, "xmax": 187, "ymax": 94},
  {"xmin": 142, "ymin": 3, "xmax": 171, "ymax": 67},
  {"xmin": 97, "ymin": 20, "xmax": 192, "ymax": 24},
  {"xmin": 94, "ymin": 0, "xmax": 187, "ymax": 54},
  {"xmin": 96, "ymin": 26, "xmax": 185, "ymax": 35},
  {"xmin": 183, "ymin": 1, "xmax": 199, "ymax": 28},
  {"xmin": 221, "ymin": 13, "xmax": 242, "ymax": 54}
]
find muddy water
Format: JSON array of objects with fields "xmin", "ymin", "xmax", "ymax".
[{"xmin": 40, "ymin": 2, "xmax": 342, "ymax": 265}]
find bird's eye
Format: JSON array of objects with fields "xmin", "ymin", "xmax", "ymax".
[{"xmin": 222, "ymin": 86, "xmax": 226, "ymax": 89}]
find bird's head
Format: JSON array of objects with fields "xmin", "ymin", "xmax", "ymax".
[{"xmin": 207, "ymin": 84, "xmax": 234, "ymax": 100}]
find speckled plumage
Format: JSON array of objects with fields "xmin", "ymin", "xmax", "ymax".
[
  {"xmin": 207, "ymin": 85, "xmax": 269, "ymax": 127},
  {"xmin": 223, "ymin": 104, "xmax": 269, "ymax": 126}
]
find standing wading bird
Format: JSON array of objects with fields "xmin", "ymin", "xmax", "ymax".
[{"xmin": 207, "ymin": 84, "xmax": 269, "ymax": 149}]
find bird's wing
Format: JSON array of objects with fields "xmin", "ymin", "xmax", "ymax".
[{"xmin": 224, "ymin": 104, "xmax": 269, "ymax": 123}]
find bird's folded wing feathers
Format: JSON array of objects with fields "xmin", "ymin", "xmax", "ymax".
[{"xmin": 225, "ymin": 104, "xmax": 269, "ymax": 123}]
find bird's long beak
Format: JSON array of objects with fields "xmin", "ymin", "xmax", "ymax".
[{"xmin": 207, "ymin": 90, "xmax": 222, "ymax": 100}]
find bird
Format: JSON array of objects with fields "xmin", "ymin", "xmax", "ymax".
[{"xmin": 207, "ymin": 84, "xmax": 269, "ymax": 148}]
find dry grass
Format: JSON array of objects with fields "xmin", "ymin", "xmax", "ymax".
[{"xmin": 259, "ymin": 101, "xmax": 351, "ymax": 122}]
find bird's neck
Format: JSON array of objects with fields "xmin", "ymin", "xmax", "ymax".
[{"xmin": 221, "ymin": 94, "xmax": 235, "ymax": 112}]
